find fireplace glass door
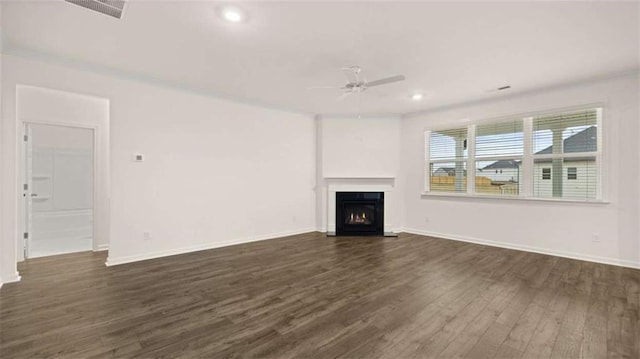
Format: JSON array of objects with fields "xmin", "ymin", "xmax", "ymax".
[
  {"xmin": 343, "ymin": 204, "xmax": 375, "ymax": 226},
  {"xmin": 335, "ymin": 192, "xmax": 384, "ymax": 236}
]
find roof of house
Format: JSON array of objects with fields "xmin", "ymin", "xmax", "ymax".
[
  {"xmin": 482, "ymin": 159, "xmax": 521, "ymax": 170},
  {"xmin": 434, "ymin": 167, "xmax": 467, "ymax": 174},
  {"xmin": 482, "ymin": 126, "xmax": 597, "ymax": 169},
  {"xmin": 535, "ymin": 126, "xmax": 597, "ymax": 154},
  {"xmin": 435, "ymin": 167, "xmax": 455, "ymax": 172}
]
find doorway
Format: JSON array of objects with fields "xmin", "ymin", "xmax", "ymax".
[{"xmin": 23, "ymin": 123, "xmax": 95, "ymax": 258}]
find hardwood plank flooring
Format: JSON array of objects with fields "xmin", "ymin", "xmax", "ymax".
[{"xmin": 1, "ymin": 232, "xmax": 638, "ymax": 358}]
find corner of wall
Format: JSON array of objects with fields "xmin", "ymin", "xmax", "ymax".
[
  {"xmin": 0, "ymin": 5, "xmax": 6, "ymax": 285},
  {"xmin": 397, "ymin": 113, "xmax": 408, "ymax": 231},
  {"xmin": 314, "ymin": 114, "xmax": 325, "ymax": 232}
]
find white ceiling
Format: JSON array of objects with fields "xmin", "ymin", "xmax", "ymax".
[{"xmin": 2, "ymin": 1, "xmax": 638, "ymax": 115}]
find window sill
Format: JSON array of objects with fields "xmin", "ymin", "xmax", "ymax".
[{"xmin": 421, "ymin": 192, "xmax": 610, "ymax": 205}]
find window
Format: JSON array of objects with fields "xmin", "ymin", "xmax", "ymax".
[
  {"xmin": 474, "ymin": 120, "xmax": 523, "ymax": 196},
  {"xmin": 427, "ymin": 128, "xmax": 467, "ymax": 193},
  {"xmin": 424, "ymin": 107, "xmax": 602, "ymax": 201},
  {"xmin": 532, "ymin": 109, "xmax": 598, "ymax": 200}
]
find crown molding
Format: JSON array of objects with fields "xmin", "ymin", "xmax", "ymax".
[
  {"xmin": 2, "ymin": 43, "xmax": 314, "ymax": 118},
  {"xmin": 404, "ymin": 68, "xmax": 640, "ymax": 119}
]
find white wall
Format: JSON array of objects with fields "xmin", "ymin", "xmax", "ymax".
[
  {"xmin": 402, "ymin": 74, "xmax": 640, "ymax": 268},
  {"xmin": 1, "ymin": 54, "xmax": 316, "ymax": 276},
  {"xmin": 0, "ymin": 1, "xmax": 4, "ymax": 287},
  {"xmin": 321, "ymin": 115, "xmax": 401, "ymax": 178},
  {"xmin": 316, "ymin": 115, "xmax": 403, "ymax": 232}
]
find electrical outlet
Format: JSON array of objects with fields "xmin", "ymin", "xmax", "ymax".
[
  {"xmin": 592, "ymin": 233, "xmax": 600, "ymax": 243},
  {"xmin": 143, "ymin": 232, "xmax": 151, "ymax": 241}
]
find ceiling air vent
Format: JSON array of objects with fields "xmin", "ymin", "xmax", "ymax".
[
  {"xmin": 485, "ymin": 85, "xmax": 512, "ymax": 93},
  {"xmin": 65, "ymin": 0, "xmax": 126, "ymax": 19}
]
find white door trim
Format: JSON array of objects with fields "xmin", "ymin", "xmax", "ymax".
[
  {"xmin": 2, "ymin": 85, "xmax": 111, "ymax": 282},
  {"xmin": 22, "ymin": 123, "xmax": 32, "ymax": 259}
]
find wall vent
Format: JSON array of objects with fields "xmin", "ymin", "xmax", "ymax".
[{"xmin": 65, "ymin": 0, "xmax": 126, "ymax": 19}]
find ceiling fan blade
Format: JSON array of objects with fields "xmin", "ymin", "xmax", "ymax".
[
  {"xmin": 307, "ymin": 86, "xmax": 344, "ymax": 90},
  {"xmin": 336, "ymin": 92, "xmax": 351, "ymax": 101},
  {"xmin": 366, "ymin": 75, "xmax": 406, "ymax": 87}
]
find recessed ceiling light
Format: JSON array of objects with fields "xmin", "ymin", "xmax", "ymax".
[
  {"xmin": 411, "ymin": 93, "xmax": 424, "ymax": 101},
  {"xmin": 221, "ymin": 6, "xmax": 245, "ymax": 23}
]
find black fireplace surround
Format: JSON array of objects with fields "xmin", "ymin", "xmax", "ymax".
[{"xmin": 336, "ymin": 192, "xmax": 384, "ymax": 236}]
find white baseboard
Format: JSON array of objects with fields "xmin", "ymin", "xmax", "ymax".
[
  {"xmin": 402, "ymin": 228, "xmax": 640, "ymax": 270},
  {"xmin": 94, "ymin": 243, "xmax": 109, "ymax": 252},
  {"xmin": 0, "ymin": 272, "xmax": 22, "ymax": 287},
  {"xmin": 105, "ymin": 228, "xmax": 317, "ymax": 266}
]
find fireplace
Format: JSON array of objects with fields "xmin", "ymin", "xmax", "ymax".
[{"xmin": 336, "ymin": 192, "xmax": 384, "ymax": 236}]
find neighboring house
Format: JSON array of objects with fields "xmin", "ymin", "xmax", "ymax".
[
  {"xmin": 480, "ymin": 159, "xmax": 520, "ymax": 182},
  {"xmin": 433, "ymin": 167, "xmax": 456, "ymax": 176},
  {"xmin": 532, "ymin": 126, "xmax": 597, "ymax": 199},
  {"xmin": 479, "ymin": 126, "xmax": 597, "ymax": 198},
  {"xmin": 432, "ymin": 167, "xmax": 468, "ymax": 177}
]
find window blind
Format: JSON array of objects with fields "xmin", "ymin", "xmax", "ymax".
[
  {"xmin": 428, "ymin": 128, "xmax": 467, "ymax": 193},
  {"xmin": 532, "ymin": 109, "xmax": 598, "ymax": 200},
  {"xmin": 475, "ymin": 120, "xmax": 523, "ymax": 196},
  {"xmin": 476, "ymin": 121, "xmax": 524, "ymax": 158},
  {"xmin": 424, "ymin": 107, "xmax": 602, "ymax": 202},
  {"xmin": 533, "ymin": 109, "xmax": 598, "ymax": 154},
  {"xmin": 429, "ymin": 128, "xmax": 468, "ymax": 160}
]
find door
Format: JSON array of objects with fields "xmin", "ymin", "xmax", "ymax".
[
  {"xmin": 23, "ymin": 123, "xmax": 95, "ymax": 258},
  {"xmin": 23, "ymin": 123, "xmax": 33, "ymax": 259}
]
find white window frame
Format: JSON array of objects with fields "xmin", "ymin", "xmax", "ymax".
[
  {"xmin": 423, "ymin": 106, "xmax": 605, "ymax": 203},
  {"xmin": 424, "ymin": 127, "xmax": 470, "ymax": 194}
]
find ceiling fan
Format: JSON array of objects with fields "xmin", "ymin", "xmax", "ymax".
[{"xmin": 309, "ymin": 66, "xmax": 406, "ymax": 101}]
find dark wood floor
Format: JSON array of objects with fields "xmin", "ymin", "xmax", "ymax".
[{"xmin": 1, "ymin": 232, "xmax": 638, "ymax": 358}]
